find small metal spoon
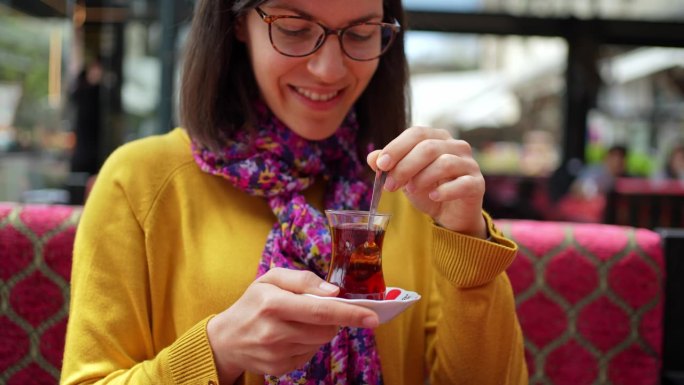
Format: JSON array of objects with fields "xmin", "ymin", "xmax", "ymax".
[{"xmin": 367, "ymin": 171, "xmax": 388, "ymax": 231}]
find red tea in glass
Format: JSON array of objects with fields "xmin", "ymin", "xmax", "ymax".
[{"xmin": 325, "ymin": 210, "xmax": 391, "ymax": 300}]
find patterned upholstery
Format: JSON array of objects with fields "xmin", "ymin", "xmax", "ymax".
[
  {"xmin": 0, "ymin": 202, "xmax": 81, "ymax": 385},
  {"xmin": 498, "ymin": 219, "xmax": 664, "ymax": 385},
  {"xmin": 0, "ymin": 203, "xmax": 665, "ymax": 384}
]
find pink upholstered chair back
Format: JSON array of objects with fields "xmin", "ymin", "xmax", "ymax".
[
  {"xmin": 497, "ymin": 219, "xmax": 664, "ymax": 385},
  {"xmin": 0, "ymin": 203, "xmax": 666, "ymax": 385},
  {"xmin": 0, "ymin": 203, "xmax": 81, "ymax": 384}
]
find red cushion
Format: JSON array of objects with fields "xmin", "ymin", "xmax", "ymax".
[
  {"xmin": 0, "ymin": 202, "xmax": 81, "ymax": 384},
  {"xmin": 498, "ymin": 219, "xmax": 664, "ymax": 385}
]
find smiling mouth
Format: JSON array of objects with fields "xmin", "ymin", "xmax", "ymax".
[{"xmin": 294, "ymin": 87, "xmax": 341, "ymax": 102}]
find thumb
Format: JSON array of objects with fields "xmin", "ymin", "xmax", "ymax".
[
  {"xmin": 258, "ymin": 267, "xmax": 340, "ymax": 297},
  {"xmin": 366, "ymin": 150, "xmax": 382, "ymax": 172}
]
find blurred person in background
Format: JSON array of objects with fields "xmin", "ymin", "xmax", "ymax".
[
  {"xmin": 655, "ymin": 143, "xmax": 684, "ymax": 181},
  {"xmin": 570, "ymin": 144, "xmax": 630, "ymax": 199},
  {"xmin": 69, "ymin": 56, "xmax": 103, "ymax": 177},
  {"xmin": 552, "ymin": 145, "xmax": 631, "ymax": 223}
]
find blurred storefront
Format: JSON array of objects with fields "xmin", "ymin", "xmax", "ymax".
[
  {"xmin": 403, "ymin": 0, "xmax": 684, "ymax": 225},
  {"xmin": 0, "ymin": 0, "xmax": 193, "ymax": 203},
  {"xmin": 405, "ymin": 0, "xmax": 684, "ymax": 178}
]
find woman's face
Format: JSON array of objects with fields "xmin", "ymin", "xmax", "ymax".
[{"xmin": 239, "ymin": 0, "xmax": 382, "ymax": 140}]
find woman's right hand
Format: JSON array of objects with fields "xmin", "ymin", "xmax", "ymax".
[{"xmin": 206, "ymin": 267, "xmax": 380, "ymax": 383}]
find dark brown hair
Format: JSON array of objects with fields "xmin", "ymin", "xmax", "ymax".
[{"xmin": 179, "ymin": 0, "xmax": 409, "ymax": 152}]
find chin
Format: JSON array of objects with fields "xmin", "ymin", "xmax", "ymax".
[
  {"xmin": 297, "ymin": 128, "xmax": 338, "ymax": 141},
  {"xmin": 288, "ymin": 119, "xmax": 345, "ymax": 141}
]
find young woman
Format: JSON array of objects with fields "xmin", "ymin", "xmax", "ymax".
[{"xmin": 61, "ymin": 0, "xmax": 527, "ymax": 384}]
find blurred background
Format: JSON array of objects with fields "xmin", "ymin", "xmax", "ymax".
[{"xmin": 0, "ymin": 0, "xmax": 683, "ymax": 227}]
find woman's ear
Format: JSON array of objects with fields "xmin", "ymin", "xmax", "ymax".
[{"xmin": 235, "ymin": 15, "xmax": 247, "ymax": 42}]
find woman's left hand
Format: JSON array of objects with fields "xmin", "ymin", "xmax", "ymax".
[{"xmin": 367, "ymin": 126, "xmax": 487, "ymax": 239}]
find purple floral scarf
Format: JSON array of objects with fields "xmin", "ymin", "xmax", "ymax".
[{"xmin": 192, "ymin": 101, "xmax": 383, "ymax": 385}]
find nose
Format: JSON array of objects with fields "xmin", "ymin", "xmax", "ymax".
[{"xmin": 306, "ymin": 35, "xmax": 347, "ymax": 83}]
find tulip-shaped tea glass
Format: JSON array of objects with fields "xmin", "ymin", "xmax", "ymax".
[{"xmin": 324, "ymin": 210, "xmax": 391, "ymax": 300}]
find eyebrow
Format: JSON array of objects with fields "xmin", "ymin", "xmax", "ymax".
[{"xmin": 262, "ymin": 3, "xmax": 383, "ymax": 24}]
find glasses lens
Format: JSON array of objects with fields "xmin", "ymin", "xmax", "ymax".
[
  {"xmin": 342, "ymin": 24, "xmax": 396, "ymax": 60},
  {"xmin": 270, "ymin": 18, "xmax": 324, "ymax": 56}
]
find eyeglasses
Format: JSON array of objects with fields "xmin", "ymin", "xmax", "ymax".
[{"xmin": 254, "ymin": 6, "xmax": 401, "ymax": 61}]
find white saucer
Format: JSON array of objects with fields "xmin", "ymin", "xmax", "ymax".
[{"xmin": 304, "ymin": 287, "xmax": 421, "ymax": 324}]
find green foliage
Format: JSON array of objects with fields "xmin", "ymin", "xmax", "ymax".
[
  {"xmin": 585, "ymin": 143, "xmax": 605, "ymax": 164},
  {"xmin": 626, "ymin": 152, "xmax": 653, "ymax": 177},
  {"xmin": 0, "ymin": 15, "xmax": 61, "ymax": 129}
]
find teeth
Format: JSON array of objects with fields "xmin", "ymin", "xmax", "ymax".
[{"xmin": 295, "ymin": 87, "xmax": 339, "ymax": 102}]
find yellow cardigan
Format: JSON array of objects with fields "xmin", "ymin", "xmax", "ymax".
[{"xmin": 61, "ymin": 128, "xmax": 527, "ymax": 385}]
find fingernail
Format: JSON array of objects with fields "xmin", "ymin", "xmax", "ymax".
[
  {"xmin": 429, "ymin": 190, "xmax": 440, "ymax": 200},
  {"xmin": 318, "ymin": 281, "xmax": 338, "ymax": 293},
  {"xmin": 362, "ymin": 316, "xmax": 379, "ymax": 329},
  {"xmin": 376, "ymin": 154, "xmax": 391, "ymax": 170}
]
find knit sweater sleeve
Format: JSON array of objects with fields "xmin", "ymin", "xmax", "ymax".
[
  {"xmin": 60, "ymin": 137, "xmax": 220, "ymax": 385},
  {"xmin": 425, "ymin": 212, "xmax": 528, "ymax": 385}
]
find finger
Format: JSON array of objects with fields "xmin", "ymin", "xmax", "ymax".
[
  {"xmin": 275, "ymin": 295, "xmax": 379, "ymax": 328},
  {"xmin": 261, "ymin": 352, "xmax": 318, "ymax": 377},
  {"xmin": 405, "ymin": 153, "xmax": 481, "ymax": 195},
  {"xmin": 248, "ymin": 316, "xmax": 339, "ymax": 347},
  {"xmin": 257, "ymin": 268, "xmax": 339, "ymax": 297},
  {"xmin": 375, "ymin": 126, "xmax": 452, "ymax": 172},
  {"xmin": 388, "ymin": 138, "xmax": 468, "ymax": 192},
  {"xmin": 366, "ymin": 150, "xmax": 382, "ymax": 172},
  {"xmin": 250, "ymin": 277, "xmax": 379, "ymax": 328},
  {"xmin": 249, "ymin": 346, "xmax": 319, "ymax": 376},
  {"xmin": 287, "ymin": 342, "xmax": 333, "ymax": 356},
  {"xmin": 427, "ymin": 174, "xmax": 485, "ymax": 203},
  {"xmin": 282, "ymin": 322, "xmax": 340, "ymax": 345},
  {"xmin": 246, "ymin": 340, "xmax": 320, "ymax": 366}
]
